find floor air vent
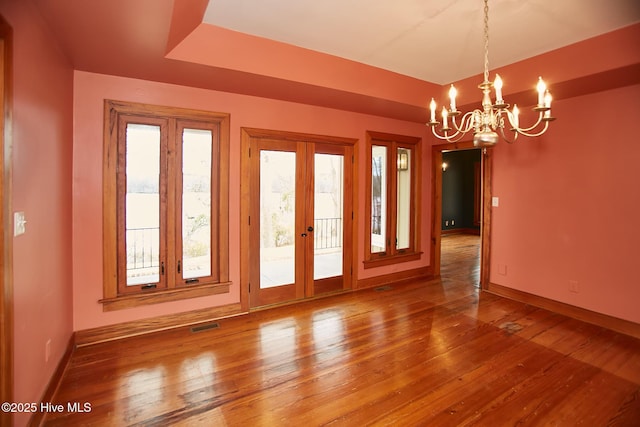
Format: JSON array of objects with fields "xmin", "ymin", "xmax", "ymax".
[
  {"xmin": 191, "ymin": 322, "xmax": 220, "ymax": 333},
  {"xmin": 375, "ymin": 285, "xmax": 393, "ymax": 292}
]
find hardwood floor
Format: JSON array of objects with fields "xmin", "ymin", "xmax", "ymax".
[
  {"xmin": 44, "ymin": 234, "xmax": 640, "ymax": 426},
  {"xmin": 440, "ymin": 233, "xmax": 481, "ymax": 286}
]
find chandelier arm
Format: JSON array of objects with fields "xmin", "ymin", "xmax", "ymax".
[
  {"xmin": 431, "ymin": 127, "xmax": 469, "ymax": 143},
  {"xmin": 443, "ymin": 130, "xmax": 469, "ymax": 144},
  {"xmin": 498, "ymin": 125, "xmax": 518, "ymax": 144},
  {"xmin": 501, "ymin": 109, "xmax": 551, "ymax": 137},
  {"xmin": 430, "ymin": 111, "xmax": 477, "ymax": 141},
  {"xmin": 430, "ymin": 125, "xmax": 470, "ymax": 143},
  {"xmin": 450, "ymin": 111, "xmax": 477, "ymax": 134},
  {"xmin": 513, "ymin": 111, "xmax": 544, "ymax": 133},
  {"xmin": 513, "ymin": 120, "xmax": 550, "ymax": 138},
  {"xmin": 430, "ymin": 126, "xmax": 459, "ymax": 141}
]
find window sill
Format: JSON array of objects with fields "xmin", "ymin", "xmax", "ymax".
[
  {"xmin": 100, "ymin": 282, "xmax": 232, "ymax": 312},
  {"xmin": 363, "ymin": 251, "xmax": 423, "ymax": 269}
]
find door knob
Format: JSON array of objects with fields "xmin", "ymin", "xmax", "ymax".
[{"xmin": 307, "ymin": 226, "xmax": 314, "ymax": 232}]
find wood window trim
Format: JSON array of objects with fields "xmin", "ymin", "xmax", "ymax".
[
  {"xmin": 363, "ymin": 251, "xmax": 422, "ymax": 269},
  {"xmin": 100, "ymin": 282, "xmax": 232, "ymax": 312},
  {"xmin": 364, "ymin": 131, "xmax": 421, "ymax": 268},
  {"xmin": 102, "ymin": 100, "xmax": 230, "ymax": 310},
  {"xmin": 114, "ymin": 115, "xmax": 169, "ymax": 296}
]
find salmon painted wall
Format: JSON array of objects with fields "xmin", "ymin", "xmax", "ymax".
[
  {"xmin": 167, "ymin": 23, "xmax": 440, "ymax": 108},
  {"xmin": 490, "ymin": 83, "xmax": 640, "ymax": 324},
  {"xmin": 72, "ymin": 71, "xmax": 431, "ymax": 331},
  {"xmin": 0, "ymin": 1, "xmax": 74, "ymax": 426}
]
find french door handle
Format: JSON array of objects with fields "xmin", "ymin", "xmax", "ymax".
[
  {"xmin": 307, "ymin": 226, "xmax": 314, "ymax": 232},
  {"xmin": 301, "ymin": 233, "xmax": 307, "ymax": 237}
]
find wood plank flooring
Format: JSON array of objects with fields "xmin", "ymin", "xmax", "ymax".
[{"xmin": 44, "ymin": 234, "xmax": 640, "ymax": 426}]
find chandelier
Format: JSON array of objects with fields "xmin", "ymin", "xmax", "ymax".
[{"xmin": 427, "ymin": 0, "xmax": 555, "ymax": 146}]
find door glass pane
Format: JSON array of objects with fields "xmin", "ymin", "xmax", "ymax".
[
  {"xmin": 314, "ymin": 153, "xmax": 343, "ymax": 280},
  {"xmin": 125, "ymin": 124, "xmax": 160, "ymax": 286},
  {"xmin": 396, "ymin": 148, "xmax": 411, "ymax": 250},
  {"xmin": 371, "ymin": 145, "xmax": 387, "ymax": 253},
  {"xmin": 182, "ymin": 129, "xmax": 212, "ymax": 279},
  {"xmin": 260, "ymin": 150, "xmax": 296, "ymax": 288}
]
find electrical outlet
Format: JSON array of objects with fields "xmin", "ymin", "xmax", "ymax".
[
  {"xmin": 498, "ymin": 264, "xmax": 507, "ymax": 276},
  {"xmin": 445, "ymin": 220, "xmax": 449, "ymax": 226},
  {"xmin": 569, "ymin": 280, "xmax": 579, "ymax": 294},
  {"xmin": 451, "ymin": 219, "xmax": 455, "ymax": 226}
]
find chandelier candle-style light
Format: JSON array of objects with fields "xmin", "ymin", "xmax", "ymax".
[{"xmin": 427, "ymin": 0, "xmax": 555, "ymax": 146}]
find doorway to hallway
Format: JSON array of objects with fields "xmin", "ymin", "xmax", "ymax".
[{"xmin": 431, "ymin": 141, "xmax": 493, "ymax": 288}]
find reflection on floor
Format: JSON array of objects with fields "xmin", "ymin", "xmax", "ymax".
[{"xmin": 44, "ymin": 231, "xmax": 640, "ymax": 426}]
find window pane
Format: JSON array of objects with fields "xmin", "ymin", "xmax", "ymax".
[
  {"xmin": 260, "ymin": 150, "xmax": 296, "ymax": 288},
  {"xmin": 182, "ymin": 129, "xmax": 213, "ymax": 280},
  {"xmin": 396, "ymin": 148, "xmax": 411, "ymax": 250},
  {"xmin": 371, "ymin": 145, "xmax": 387, "ymax": 253},
  {"xmin": 125, "ymin": 124, "xmax": 160, "ymax": 286},
  {"xmin": 314, "ymin": 153, "xmax": 343, "ymax": 280}
]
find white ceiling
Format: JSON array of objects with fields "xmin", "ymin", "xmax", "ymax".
[{"xmin": 203, "ymin": 0, "xmax": 640, "ymax": 84}]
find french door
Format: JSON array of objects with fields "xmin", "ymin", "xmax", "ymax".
[{"xmin": 248, "ymin": 136, "xmax": 353, "ymax": 308}]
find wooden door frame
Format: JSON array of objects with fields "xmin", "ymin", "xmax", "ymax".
[
  {"xmin": 246, "ymin": 138, "xmax": 306, "ymax": 308},
  {"xmin": 0, "ymin": 14, "xmax": 13, "ymax": 427},
  {"xmin": 240, "ymin": 128, "xmax": 358, "ymax": 311},
  {"xmin": 431, "ymin": 141, "xmax": 492, "ymax": 289},
  {"xmin": 308, "ymin": 142, "xmax": 354, "ymax": 296}
]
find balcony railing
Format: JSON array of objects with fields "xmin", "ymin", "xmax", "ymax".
[
  {"xmin": 126, "ymin": 219, "xmax": 342, "ymax": 275},
  {"xmin": 314, "ymin": 217, "xmax": 342, "ymax": 250},
  {"xmin": 126, "ymin": 227, "xmax": 159, "ymax": 271}
]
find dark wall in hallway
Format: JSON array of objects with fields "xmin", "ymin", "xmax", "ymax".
[{"xmin": 442, "ymin": 149, "xmax": 481, "ymax": 232}]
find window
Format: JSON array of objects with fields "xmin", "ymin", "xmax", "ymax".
[
  {"xmin": 102, "ymin": 100, "xmax": 230, "ymax": 310},
  {"xmin": 364, "ymin": 131, "xmax": 421, "ymax": 268}
]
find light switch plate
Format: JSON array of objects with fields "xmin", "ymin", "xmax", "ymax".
[
  {"xmin": 492, "ymin": 197, "xmax": 499, "ymax": 207},
  {"xmin": 14, "ymin": 211, "xmax": 26, "ymax": 236}
]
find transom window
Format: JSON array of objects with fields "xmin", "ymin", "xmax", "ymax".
[{"xmin": 102, "ymin": 100, "xmax": 230, "ymax": 310}]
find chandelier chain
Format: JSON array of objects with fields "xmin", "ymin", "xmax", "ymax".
[{"xmin": 483, "ymin": 0, "xmax": 490, "ymax": 82}]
